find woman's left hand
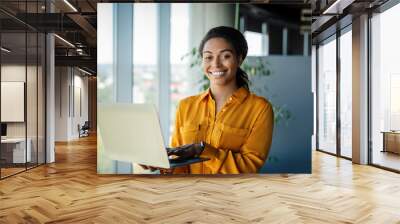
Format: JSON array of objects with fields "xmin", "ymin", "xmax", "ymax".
[
  {"xmin": 167, "ymin": 142, "xmax": 205, "ymax": 160},
  {"xmin": 139, "ymin": 165, "xmax": 174, "ymax": 174}
]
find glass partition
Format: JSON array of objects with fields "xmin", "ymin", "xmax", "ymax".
[
  {"xmin": 1, "ymin": 31, "xmax": 28, "ymax": 178},
  {"xmin": 0, "ymin": 1, "xmax": 46, "ymax": 179}
]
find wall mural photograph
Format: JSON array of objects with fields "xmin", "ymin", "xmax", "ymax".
[{"xmin": 97, "ymin": 3, "xmax": 312, "ymax": 174}]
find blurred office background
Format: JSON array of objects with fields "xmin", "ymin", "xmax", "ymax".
[{"xmin": 97, "ymin": 3, "xmax": 313, "ymax": 174}]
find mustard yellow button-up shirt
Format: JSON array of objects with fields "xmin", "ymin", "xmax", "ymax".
[{"xmin": 171, "ymin": 87, "xmax": 274, "ymax": 174}]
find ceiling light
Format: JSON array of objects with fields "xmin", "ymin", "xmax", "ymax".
[
  {"xmin": 323, "ymin": 0, "xmax": 341, "ymax": 14},
  {"xmin": 54, "ymin": 34, "xmax": 75, "ymax": 48},
  {"xmin": 322, "ymin": 0, "xmax": 354, "ymax": 15},
  {"xmin": 63, "ymin": 0, "xmax": 78, "ymax": 12},
  {"xmin": 1, "ymin": 47, "xmax": 11, "ymax": 53},
  {"xmin": 78, "ymin": 67, "xmax": 92, "ymax": 76}
]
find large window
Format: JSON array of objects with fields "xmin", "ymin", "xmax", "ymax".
[
  {"xmin": 317, "ymin": 27, "xmax": 353, "ymax": 159},
  {"xmin": 245, "ymin": 31, "xmax": 265, "ymax": 56},
  {"xmin": 97, "ymin": 3, "xmax": 114, "ymax": 104},
  {"xmin": 131, "ymin": 3, "xmax": 192, "ymax": 140},
  {"xmin": 339, "ymin": 27, "xmax": 352, "ymax": 158},
  {"xmin": 317, "ymin": 35, "xmax": 337, "ymax": 154},
  {"xmin": 98, "ymin": 3, "xmax": 195, "ymax": 173},
  {"xmin": 133, "ymin": 4, "xmax": 158, "ymax": 105},
  {"xmin": 169, "ymin": 3, "xmax": 191, "ymax": 136},
  {"xmin": 371, "ymin": 3, "xmax": 400, "ymax": 171}
]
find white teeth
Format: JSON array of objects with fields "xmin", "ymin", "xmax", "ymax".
[{"xmin": 210, "ymin": 71, "xmax": 225, "ymax": 76}]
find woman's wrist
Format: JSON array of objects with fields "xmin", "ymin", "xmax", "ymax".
[{"xmin": 197, "ymin": 141, "xmax": 205, "ymax": 156}]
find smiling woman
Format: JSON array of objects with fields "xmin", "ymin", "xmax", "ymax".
[{"xmin": 168, "ymin": 26, "xmax": 274, "ymax": 174}]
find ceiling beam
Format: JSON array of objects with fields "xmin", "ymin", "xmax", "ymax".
[
  {"xmin": 55, "ymin": 55, "xmax": 96, "ymax": 71},
  {"xmin": 67, "ymin": 13, "xmax": 97, "ymax": 45}
]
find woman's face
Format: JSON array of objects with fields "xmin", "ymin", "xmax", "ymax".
[{"xmin": 202, "ymin": 37, "xmax": 241, "ymax": 88}]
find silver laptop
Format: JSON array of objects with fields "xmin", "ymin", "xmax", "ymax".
[
  {"xmin": 98, "ymin": 103, "xmax": 171, "ymax": 168},
  {"xmin": 98, "ymin": 103, "xmax": 209, "ymax": 170}
]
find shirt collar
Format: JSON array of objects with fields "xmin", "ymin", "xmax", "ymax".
[
  {"xmin": 199, "ymin": 88, "xmax": 212, "ymax": 101},
  {"xmin": 231, "ymin": 87, "xmax": 250, "ymax": 103},
  {"xmin": 200, "ymin": 87, "xmax": 249, "ymax": 103}
]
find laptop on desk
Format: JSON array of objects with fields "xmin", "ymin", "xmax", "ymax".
[{"xmin": 98, "ymin": 103, "xmax": 209, "ymax": 171}]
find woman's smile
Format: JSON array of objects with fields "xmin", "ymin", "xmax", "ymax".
[
  {"xmin": 209, "ymin": 70, "xmax": 227, "ymax": 77},
  {"xmin": 202, "ymin": 37, "xmax": 240, "ymax": 86}
]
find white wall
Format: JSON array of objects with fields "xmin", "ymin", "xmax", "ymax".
[
  {"xmin": 55, "ymin": 66, "xmax": 69, "ymax": 141},
  {"xmin": 1, "ymin": 66, "xmax": 26, "ymax": 140},
  {"xmin": 55, "ymin": 67, "xmax": 89, "ymax": 141},
  {"xmin": 72, "ymin": 73, "xmax": 89, "ymax": 138},
  {"xmin": 1, "ymin": 65, "xmax": 36, "ymax": 138}
]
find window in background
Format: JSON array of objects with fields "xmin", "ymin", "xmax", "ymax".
[
  {"xmin": 317, "ymin": 35, "xmax": 337, "ymax": 155},
  {"xmin": 339, "ymin": 27, "xmax": 352, "ymax": 158},
  {"xmin": 245, "ymin": 31, "xmax": 264, "ymax": 56},
  {"xmin": 268, "ymin": 25, "xmax": 283, "ymax": 55},
  {"xmin": 371, "ymin": 3, "xmax": 400, "ymax": 171},
  {"xmin": 169, "ymin": 3, "xmax": 190, "ymax": 137},
  {"xmin": 97, "ymin": 3, "xmax": 116, "ymax": 173},
  {"xmin": 133, "ymin": 4, "xmax": 158, "ymax": 104},
  {"xmin": 97, "ymin": 3, "xmax": 114, "ymax": 104},
  {"xmin": 288, "ymin": 29, "xmax": 304, "ymax": 55}
]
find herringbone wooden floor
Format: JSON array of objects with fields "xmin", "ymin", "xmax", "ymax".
[{"xmin": 1, "ymin": 135, "xmax": 400, "ymax": 224}]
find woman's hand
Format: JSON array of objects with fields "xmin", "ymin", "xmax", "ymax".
[
  {"xmin": 167, "ymin": 142, "xmax": 205, "ymax": 161},
  {"xmin": 139, "ymin": 142, "xmax": 204, "ymax": 174},
  {"xmin": 139, "ymin": 165, "xmax": 174, "ymax": 174}
]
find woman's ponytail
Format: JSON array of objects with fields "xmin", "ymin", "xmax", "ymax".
[{"xmin": 236, "ymin": 67, "xmax": 250, "ymax": 90}]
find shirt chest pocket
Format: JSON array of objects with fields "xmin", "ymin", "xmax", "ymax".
[
  {"xmin": 217, "ymin": 124, "xmax": 249, "ymax": 151},
  {"xmin": 180, "ymin": 124, "xmax": 199, "ymax": 144}
]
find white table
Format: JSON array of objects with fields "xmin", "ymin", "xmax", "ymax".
[{"xmin": 1, "ymin": 138, "xmax": 31, "ymax": 163}]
